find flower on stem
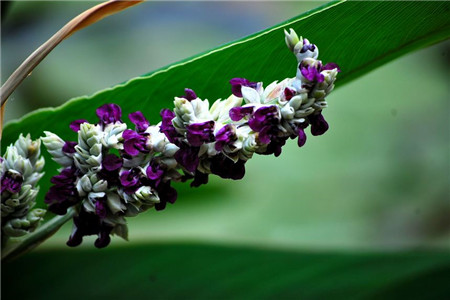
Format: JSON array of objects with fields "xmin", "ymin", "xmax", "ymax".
[
  {"xmin": 40, "ymin": 28, "xmax": 339, "ymax": 249},
  {"xmin": 1, "ymin": 134, "xmax": 46, "ymax": 240}
]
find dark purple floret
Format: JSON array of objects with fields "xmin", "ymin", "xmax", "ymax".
[
  {"xmin": 210, "ymin": 155, "xmax": 246, "ymax": 180},
  {"xmin": 300, "ymin": 64, "xmax": 324, "ymax": 83},
  {"xmin": 229, "ymin": 106, "xmax": 254, "ymax": 121},
  {"xmin": 95, "ymin": 227, "xmax": 113, "ymax": 248},
  {"xmin": 174, "ymin": 143, "xmax": 200, "ymax": 173},
  {"xmin": 186, "ymin": 121, "xmax": 215, "ymax": 147},
  {"xmin": 122, "ymin": 129, "xmax": 149, "ymax": 156},
  {"xmin": 95, "ymin": 199, "xmax": 107, "ymax": 219},
  {"xmin": 66, "ymin": 210, "xmax": 113, "ymax": 248},
  {"xmin": 215, "ymin": 124, "xmax": 237, "ymax": 151},
  {"xmin": 129, "ymin": 111, "xmax": 150, "ymax": 132},
  {"xmin": 284, "ymin": 87, "xmax": 295, "ymax": 101},
  {"xmin": 96, "ymin": 103, "xmax": 122, "ymax": 127},
  {"xmin": 309, "ymin": 113, "xmax": 329, "ymax": 136},
  {"xmin": 260, "ymin": 136, "xmax": 288, "ymax": 157},
  {"xmin": 190, "ymin": 171, "xmax": 209, "ymax": 187},
  {"xmin": 102, "ymin": 154, "xmax": 123, "ymax": 171},
  {"xmin": 230, "ymin": 78, "xmax": 258, "ymax": 97},
  {"xmin": 154, "ymin": 181, "xmax": 177, "ymax": 211},
  {"xmin": 248, "ymin": 106, "xmax": 279, "ymax": 132},
  {"xmin": 160, "ymin": 109, "xmax": 178, "ymax": 143},
  {"xmin": 69, "ymin": 119, "xmax": 88, "ymax": 132},
  {"xmin": 248, "ymin": 106, "xmax": 280, "ymax": 144},
  {"xmin": 183, "ymin": 88, "xmax": 197, "ymax": 101},
  {"xmin": 98, "ymin": 154, "xmax": 122, "ymax": 186},
  {"xmin": 322, "ymin": 63, "xmax": 341, "ymax": 72},
  {"xmin": 146, "ymin": 163, "xmax": 164, "ymax": 187},
  {"xmin": 297, "ymin": 128, "xmax": 307, "ymax": 147},
  {"xmin": 62, "ymin": 141, "xmax": 77, "ymax": 154},
  {"xmin": 300, "ymin": 39, "xmax": 316, "ymax": 53},
  {"xmin": 1, "ymin": 170, "xmax": 23, "ymax": 194},
  {"xmin": 45, "ymin": 167, "xmax": 79, "ymax": 215},
  {"xmin": 120, "ymin": 168, "xmax": 142, "ymax": 194}
]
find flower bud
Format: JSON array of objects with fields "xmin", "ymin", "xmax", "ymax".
[
  {"xmin": 284, "ymin": 28, "xmax": 300, "ymax": 52},
  {"xmin": 42, "ymin": 131, "xmax": 73, "ymax": 167}
]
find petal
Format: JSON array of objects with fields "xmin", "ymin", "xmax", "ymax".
[{"xmin": 129, "ymin": 111, "xmax": 149, "ymax": 132}]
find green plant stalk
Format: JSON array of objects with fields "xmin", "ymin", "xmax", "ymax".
[{"xmin": 1, "ymin": 208, "xmax": 75, "ymax": 262}]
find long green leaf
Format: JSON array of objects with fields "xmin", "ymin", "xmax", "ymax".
[
  {"xmin": 3, "ymin": 243, "xmax": 450, "ymax": 299},
  {"xmin": 2, "ymin": 0, "xmax": 450, "ymax": 210}
]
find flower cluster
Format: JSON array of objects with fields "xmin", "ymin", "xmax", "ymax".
[
  {"xmin": 1, "ymin": 134, "xmax": 46, "ymax": 241},
  {"xmin": 42, "ymin": 28, "xmax": 339, "ymax": 248}
]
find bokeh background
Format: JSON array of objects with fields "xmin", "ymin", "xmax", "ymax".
[{"xmin": 1, "ymin": 1, "xmax": 449, "ymax": 254}]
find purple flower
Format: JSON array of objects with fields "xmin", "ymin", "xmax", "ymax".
[
  {"xmin": 229, "ymin": 106, "xmax": 254, "ymax": 121},
  {"xmin": 95, "ymin": 199, "xmax": 107, "ymax": 219},
  {"xmin": 309, "ymin": 113, "xmax": 329, "ymax": 136},
  {"xmin": 300, "ymin": 64, "xmax": 324, "ymax": 83},
  {"xmin": 122, "ymin": 129, "xmax": 149, "ymax": 156},
  {"xmin": 96, "ymin": 103, "xmax": 122, "ymax": 127},
  {"xmin": 300, "ymin": 61, "xmax": 340, "ymax": 83},
  {"xmin": 69, "ymin": 119, "xmax": 88, "ymax": 132},
  {"xmin": 154, "ymin": 181, "xmax": 177, "ymax": 211},
  {"xmin": 215, "ymin": 124, "xmax": 237, "ymax": 151},
  {"xmin": 186, "ymin": 121, "xmax": 215, "ymax": 147},
  {"xmin": 66, "ymin": 209, "xmax": 113, "ymax": 248},
  {"xmin": 260, "ymin": 136, "xmax": 288, "ymax": 157},
  {"xmin": 210, "ymin": 155, "xmax": 246, "ymax": 180},
  {"xmin": 300, "ymin": 38, "xmax": 316, "ymax": 53},
  {"xmin": 1, "ymin": 170, "xmax": 23, "ymax": 194},
  {"xmin": 120, "ymin": 168, "xmax": 142, "ymax": 194},
  {"xmin": 248, "ymin": 106, "xmax": 280, "ymax": 144},
  {"xmin": 284, "ymin": 87, "xmax": 295, "ymax": 101},
  {"xmin": 62, "ymin": 141, "xmax": 77, "ymax": 154},
  {"xmin": 230, "ymin": 78, "xmax": 258, "ymax": 97},
  {"xmin": 146, "ymin": 162, "xmax": 164, "ymax": 187},
  {"xmin": 297, "ymin": 128, "xmax": 307, "ymax": 147},
  {"xmin": 190, "ymin": 171, "xmax": 209, "ymax": 187},
  {"xmin": 102, "ymin": 154, "xmax": 123, "ymax": 171},
  {"xmin": 174, "ymin": 143, "xmax": 199, "ymax": 173},
  {"xmin": 182, "ymin": 88, "xmax": 197, "ymax": 101},
  {"xmin": 45, "ymin": 167, "xmax": 79, "ymax": 215},
  {"xmin": 98, "ymin": 154, "xmax": 122, "ymax": 186},
  {"xmin": 160, "ymin": 109, "xmax": 178, "ymax": 143},
  {"xmin": 129, "ymin": 111, "xmax": 149, "ymax": 132},
  {"xmin": 322, "ymin": 63, "xmax": 341, "ymax": 72}
]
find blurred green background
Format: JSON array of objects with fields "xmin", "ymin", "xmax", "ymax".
[{"xmin": 1, "ymin": 0, "xmax": 449, "ymax": 255}]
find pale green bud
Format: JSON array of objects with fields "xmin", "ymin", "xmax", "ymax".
[
  {"xmin": 106, "ymin": 192, "xmax": 126, "ymax": 214},
  {"xmin": 281, "ymin": 104, "xmax": 295, "ymax": 120},
  {"xmin": 74, "ymin": 123, "xmax": 103, "ymax": 173},
  {"xmin": 134, "ymin": 186, "xmax": 159, "ymax": 205},
  {"xmin": 42, "ymin": 131, "xmax": 73, "ymax": 167},
  {"xmin": 2, "ymin": 208, "xmax": 46, "ymax": 237},
  {"xmin": 14, "ymin": 134, "xmax": 42, "ymax": 166},
  {"xmin": 294, "ymin": 107, "xmax": 315, "ymax": 118},
  {"xmin": 284, "ymin": 28, "xmax": 300, "ymax": 52},
  {"xmin": 241, "ymin": 86, "xmax": 262, "ymax": 104},
  {"xmin": 102, "ymin": 122, "xmax": 127, "ymax": 149}
]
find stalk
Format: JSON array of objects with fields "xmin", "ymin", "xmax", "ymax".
[{"xmin": 2, "ymin": 208, "xmax": 76, "ymax": 262}]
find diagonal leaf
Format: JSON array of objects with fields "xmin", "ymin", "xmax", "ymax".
[
  {"xmin": 2, "ymin": 0, "xmax": 450, "ymax": 210},
  {"xmin": 3, "ymin": 243, "xmax": 450, "ymax": 299}
]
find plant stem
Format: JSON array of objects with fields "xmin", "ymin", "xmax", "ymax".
[{"xmin": 1, "ymin": 208, "xmax": 75, "ymax": 262}]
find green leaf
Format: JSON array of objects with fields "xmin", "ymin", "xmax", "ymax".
[
  {"xmin": 2, "ymin": 0, "xmax": 450, "ymax": 210},
  {"xmin": 3, "ymin": 243, "xmax": 450, "ymax": 299}
]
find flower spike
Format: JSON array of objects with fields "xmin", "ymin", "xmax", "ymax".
[{"xmin": 42, "ymin": 28, "xmax": 339, "ymax": 248}]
